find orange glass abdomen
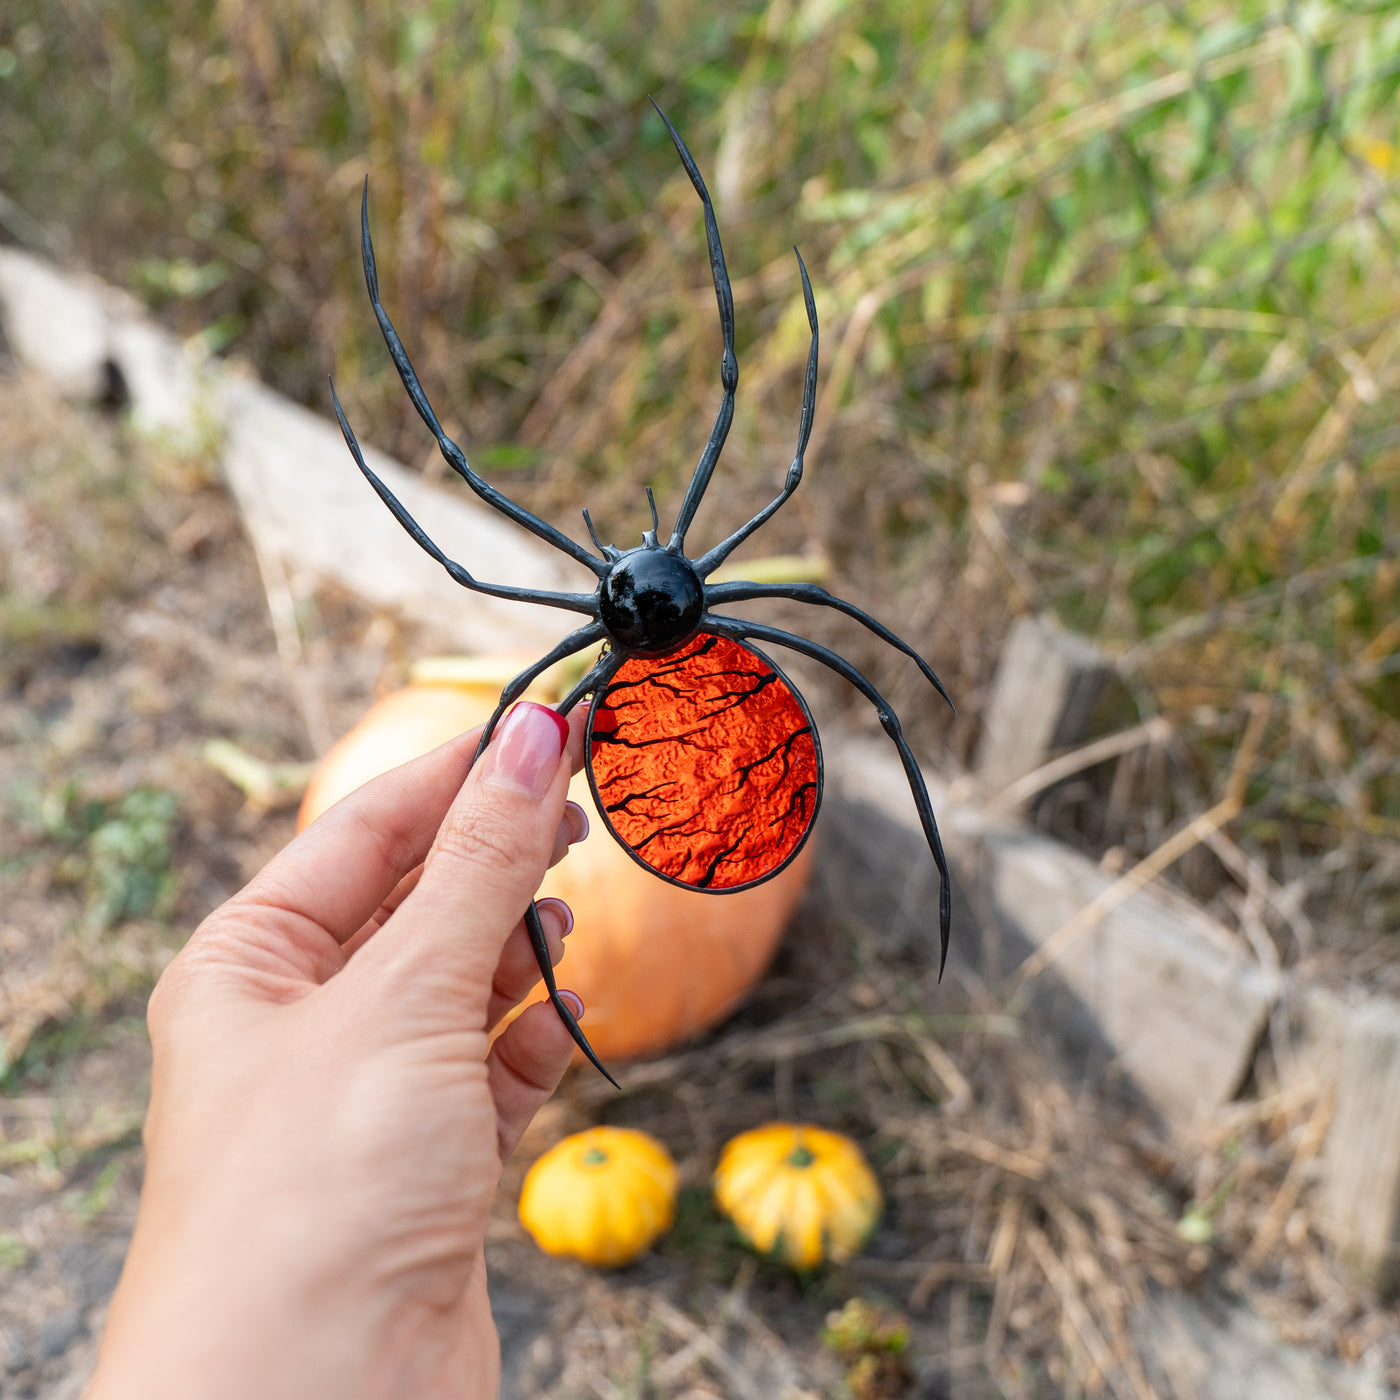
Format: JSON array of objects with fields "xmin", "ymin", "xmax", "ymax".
[{"xmin": 586, "ymin": 633, "xmax": 821, "ymax": 889}]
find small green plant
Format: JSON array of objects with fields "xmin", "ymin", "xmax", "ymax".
[
  {"xmin": 16, "ymin": 781, "xmax": 178, "ymax": 930},
  {"xmin": 0, "ymin": 1233, "xmax": 30, "ymax": 1270},
  {"xmin": 0, "ymin": 1010, "xmax": 103, "ymax": 1094},
  {"xmin": 822, "ymin": 1297, "xmax": 913, "ymax": 1400},
  {"xmin": 83, "ymin": 788, "xmax": 178, "ymax": 930},
  {"xmin": 65, "ymin": 1159, "xmax": 124, "ymax": 1226}
]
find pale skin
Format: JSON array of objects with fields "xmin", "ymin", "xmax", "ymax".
[{"xmin": 87, "ymin": 700, "xmax": 592, "ymax": 1400}]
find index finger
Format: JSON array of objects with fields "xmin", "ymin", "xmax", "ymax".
[
  {"xmin": 224, "ymin": 709, "xmax": 587, "ymax": 947},
  {"xmin": 354, "ymin": 701, "xmax": 579, "ymax": 1024}
]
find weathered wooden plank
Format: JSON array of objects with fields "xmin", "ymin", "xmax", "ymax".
[
  {"xmin": 106, "ymin": 314, "xmax": 207, "ymax": 443},
  {"xmin": 1135, "ymin": 1288, "xmax": 1386, "ymax": 1400},
  {"xmin": 980, "ymin": 823, "xmax": 1271, "ymax": 1125},
  {"xmin": 0, "ymin": 246, "xmax": 589, "ymax": 658},
  {"xmin": 0, "ymin": 249, "xmax": 114, "ymax": 401},
  {"xmin": 1319, "ymin": 1000, "xmax": 1400, "ymax": 1294},
  {"xmin": 827, "ymin": 738, "xmax": 1272, "ymax": 1129},
  {"xmin": 976, "ymin": 613, "xmax": 1111, "ymax": 800}
]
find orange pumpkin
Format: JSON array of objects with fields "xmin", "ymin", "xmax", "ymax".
[{"xmin": 298, "ymin": 677, "xmax": 810, "ymax": 1060}]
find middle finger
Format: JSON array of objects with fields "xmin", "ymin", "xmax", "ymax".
[{"xmin": 486, "ymin": 897, "xmax": 573, "ymax": 1031}]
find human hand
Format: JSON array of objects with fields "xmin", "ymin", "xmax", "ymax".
[{"xmin": 88, "ymin": 700, "xmax": 590, "ymax": 1400}]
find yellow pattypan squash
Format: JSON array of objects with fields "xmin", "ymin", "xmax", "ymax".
[
  {"xmin": 713, "ymin": 1122, "xmax": 882, "ymax": 1270},
  {"xmin": 518, "ymin": 1126, "xmax": 678, "ymax": 1267}
]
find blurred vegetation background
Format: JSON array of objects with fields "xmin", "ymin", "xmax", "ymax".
[{"xmin": 2, "ymin": 0, "xmax": 1397, "ymax": 959}]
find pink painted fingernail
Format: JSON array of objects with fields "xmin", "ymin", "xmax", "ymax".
[
  {"xmin": 537, "ymin": 897, "xmax": 574, "ymax": 942},
  {"xmin": 565, "ymin": 800, "xmax": 590, "ymax": 844},
  {"xmin": 559, "ymin": 990, "xmax": 584, "ymax": 1020},
  {"xmin": 480, "ymin": 702, "xmax": 568, "ymax": 798}
]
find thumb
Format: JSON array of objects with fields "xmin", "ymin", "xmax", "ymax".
[{"xmin": 359, "ymin": 701, "xmax": 575, "ymax": 1025}]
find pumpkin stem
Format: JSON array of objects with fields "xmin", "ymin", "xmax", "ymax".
[
  {"xmin": 582, "ymin": 1147, "xmax": 610, "ymax": 1166},
  {"xmin": 707, "ymin": 552, "xmax": 830, "ymax": 586},
  {"xmin": 785, "ymin": 1144, "xmax": 817, "ymax": 1169}
]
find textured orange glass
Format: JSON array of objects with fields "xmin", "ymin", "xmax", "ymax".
[{"xmin": 587, "ymin": 633, "xmax": 820, "ymax": 889}]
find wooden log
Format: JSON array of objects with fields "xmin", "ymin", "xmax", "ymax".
[
  {"xmin": 0, "ymin": 249, "xmax": 114, "ymax": 401},
  {"xmin": 827, "ymin": 738, "xmax": 1272, "ymax": 1130},
  {"xmin": 0, "ymin": 246, "xmax": 588, "ymax": 658},
  {"xmin": 976, "ymin": 613, "xmax": 1112, "ymax": 802},
  {"xmin": 1134, "ymin": 1288, "xmax": 1386, "ymax": 1400},
  {"xmin": 1318, "ymin": 1000, "xmax": 1400, "ymax": 1295}
]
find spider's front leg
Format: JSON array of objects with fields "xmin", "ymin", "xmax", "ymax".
[
  {"xmin": 484, "ymin": 647, "xmax": 627, "ymax": 1089},
  {"xmin": 470, "ymin": 624, "xmax": 608, "ymax": 762},
  {"xmin": 651, "ymin": 100, "xmax": 739, "ymax": 552},
  {"xmin": 701, "ymin": 613, "xmax": 952, "ymax": 976}
]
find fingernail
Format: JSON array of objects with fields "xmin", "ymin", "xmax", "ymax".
[
  {"xmin": 479, "ymin": 702, "xmax": 568, "ymax": 798},
  {"xmin": 558, "ymin": 990, "xmax": 584, "ymax": 1020},
  {"xmin": 565, "ymin": 801, "xmax": 590, "ymax": 844},
  {"xmin": 537, "ymin": 897, "xmax": 574, "ymax": 943}
]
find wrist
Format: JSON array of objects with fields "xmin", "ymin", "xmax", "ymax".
[
  {"xmin": 90, "ymin": 1189, "xmax": 499, "ymax": 1400},
  {"xmin": 90, "ymin": 1203, "xmax": 383, "ymax": 1399}
]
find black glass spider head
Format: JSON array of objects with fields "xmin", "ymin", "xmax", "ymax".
[
  {"xmin": 597, "ymin": 537, "xmax": 704, "ymax": 657},
  {"xmin": 329, "ymin": 99, "xmax": 955, "ymax": 1087}
]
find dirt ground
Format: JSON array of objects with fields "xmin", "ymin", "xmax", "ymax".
[{"xmin": 2, "ymin": 361, "xmax": 1398, "ymax": 1400}]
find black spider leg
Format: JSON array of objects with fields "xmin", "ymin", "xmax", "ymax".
[
  {"xmin": 330, "ymin": 382, "xmax": 598, "ymax": 614},
  {"xmin": 703, "ymin": 580, "xmax": 956, "ymax": 716},
  {"xmin": 357, "ymin": 181, "xmax": 607, "ymax": 577},
  {"xmin": 695, "ymin": 250, "xmax": 819, "ymax": 577},
  {"xmin": 700, "ymin": 614, "xmax": 952, "ymax": 977},
  {"xmin": 471, "ymin": 628, "xmax": 611, "ymax": 761},
  {"xmin": 477, "ymin": 646, "xmax": 627, "ymax": 1089},
  {"xmin": 554, "ymin": 646, "xmax": 626, "ymax": 715},
  {"xmin": 650, "ymin": 100, "xmax": 738, "ymax": 554},
  {"xmin": 522, "ymin": 900, "xmax": 618, "ymax": 1089}
]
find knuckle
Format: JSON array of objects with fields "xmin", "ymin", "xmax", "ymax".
[
  {"xmin": 144, "ymin": 964, "xmax": 176, "ymax": 1037},
  {"xmin": 431, "ymin": 803, "xmax": 543, "ymax": 885},
  {"xmin": 143, "ymin": 942, "xmax": 202, "ymax": 1046},
  {"xmin": 144, "ymin": 905, "xmax": 241, "ymax": 1041},
  {"xmin": 345, "ymin": 802, "xmax": 420, "ymax": 889}
]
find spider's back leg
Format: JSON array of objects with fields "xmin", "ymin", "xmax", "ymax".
[
  {"xmin": 498, "ymin": 647, "xmax": 626, "ymax": 1089},
  {"xmin": 471, "ymin": 628, "xmax": 610, "ymax": 762},
  {"xmin": 700, "ymin": 612, "xmax": 952, "ymax": 976},
  {"xmin": 702, "ymin": 579, "xmax": 954, "ymax": 715}
]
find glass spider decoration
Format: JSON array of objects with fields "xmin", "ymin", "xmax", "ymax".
[{"xmin": 329, "ymin": 101, "xmax": 954, "ymax": 1087}]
